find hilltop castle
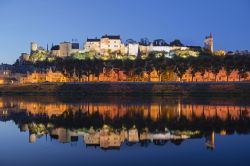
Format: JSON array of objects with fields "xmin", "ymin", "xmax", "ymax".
[{"xmin": 19, "ymin": 34, "xmax": 216, "ymax": 62}]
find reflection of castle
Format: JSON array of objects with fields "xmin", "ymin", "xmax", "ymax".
[
  {"xmin": 1, "ymin": 96, "xmax": 249, "ymax": 150},
  {"xmin": 24, "ymin": 124, "xmax": 195, "ymax": 149},
  {"xmin": 22, "ymin": 123, "xmax": 221, "ymax": 150}
]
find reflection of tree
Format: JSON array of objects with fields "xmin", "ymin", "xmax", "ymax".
[
  {"xmin": 6, "ymin": 108, "xmax": 250, "ymax": 136},
  {"xmin": 170, "ymin": 139, "xmax": 183, "ymax": 146},
  {"xmin": 153, "ymin": 140, "xmax": 168, "ymax": 146},
  {"xmin": 140, "ymin": 140, "xmax": 151, "ymax": 147}
]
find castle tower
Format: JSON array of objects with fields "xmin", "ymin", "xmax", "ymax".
[
  {"xmin": 31, "ymin": 42, "xmax": 38, "ymax": 54},
  {"xmin": 204, "ymin": 33, "xmax": 213, "ymax": 53}
]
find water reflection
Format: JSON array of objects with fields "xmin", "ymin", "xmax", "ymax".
[{"xmin": 0, "ymin": 96, "xmax": 250, "ymax": 150}]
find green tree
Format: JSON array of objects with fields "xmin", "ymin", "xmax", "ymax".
[
  {"xmin": 154, "ymin": 56, "xmax": 166, "ymax": 82},
  {"xmin": 170, "ymin": 39, "xmax": 184, "ymax": 47},
  {"xmin": 92, "ymin": 58, "xmax": 104, "ymax": 81},
  {"xmin": 188, "ymin": 57, "xmax": 199, "ymax": 82},
  {"xmin": 235, "ymin": 55, "xmax": 248, "ymax": 81},
  {"xmin": 122, "ymin": 59, "xmax": 134, "ymax": 81},
  {"xmin": 210, "ymin": 56, "xmax": 222, "ymax": 81},
  {"xmin": 224, "ymin": 56, "xmax": 235, "ymax": 81},
  {"xmin": 173, "ymin": 57, "xmax": 188, "ymax": 81}
]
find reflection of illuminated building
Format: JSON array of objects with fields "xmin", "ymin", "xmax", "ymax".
[
  {"xmin": 0, "ymin": 97, "xmax": 250, "ymax": 122},
  {"xmin": 29, "ymin": 134, "xmax": 37, "ymax": 143},
  {"xmin": 50, "ymin": 128, "xmax": 80, "ymax": 143},
  {"xmin": 119, "ymin": 129, "xmax": 128, "ymax": 142},
  {"xmin": 140, "ymin": 131, "xmax": 172, "ymax": 141},
  {"xmin": 100, "ymin": 132, "xmax": 121, "ymax": 149},
  {"xmin": 84, "ymin": 128, "xmax": 100, "ymax": 146},
  {"xmin": 20, "ymin": 124, "xmax": 29, "ymax": 132},
  {"xmin": 57, "ymin": 128, "xmax": 70, "ymax": 143},
  {"xmin": 128, "ymin": 127, "xmax": 139, "ymax": 142},
  {"xmin": 46, "ymin": 126, "xmax": 192, "ymax": 149},
  {"xmin": 50, "ymin": 128, "xmax": 77, "ymax": 143},
  {"xmin": 1, "ymin": 96, "xmax": 250, "ymax": 150},
  {"xmin": 99, "ymin": 125, "xmax": 121, "ymax": 149}
]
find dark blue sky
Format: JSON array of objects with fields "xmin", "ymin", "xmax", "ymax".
[{"xmin": 0, "ymin": 0, "xmax": 250, "ymax": 64}]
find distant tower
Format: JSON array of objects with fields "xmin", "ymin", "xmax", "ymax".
[
  {"xmin": 204, "ymin": 33, "xmax": 213, "ymax": 53},
  {"xmin": 31, "ymin": 42, "xmax": 38, "ymax": 54}
]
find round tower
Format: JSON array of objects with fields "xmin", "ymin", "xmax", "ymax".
[{"xmin": 31, "ymin": 42, "xmax": 38, "ymax": 54}]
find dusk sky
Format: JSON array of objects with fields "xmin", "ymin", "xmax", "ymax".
[{"xmin": 0, "ymin": 0, "xmax": 250, "ymax": 64}]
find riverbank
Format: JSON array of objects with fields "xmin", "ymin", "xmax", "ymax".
[{"xmin": 0, "ymin": 82, "xmax": 250, "ymax": 96}]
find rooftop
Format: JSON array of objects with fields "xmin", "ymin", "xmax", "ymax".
[
  {"xmin": 101, "ymin": 35, "xmax": 121, "ymax": 40},
  {"xmin": 87, "ymin": 38, "xmax": 101, "ymax": 42},
  {"xmin": 51, "ymin": 45, "xmax": 60, "ymax": 50},
  {"xmin": 153, "ymin": 39, "xmax": 169, "ymax": 46}
]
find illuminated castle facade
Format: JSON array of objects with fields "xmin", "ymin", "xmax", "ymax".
[{"xmin": 19, "ymin": 34, "xmax": 219, "ymax": 63}]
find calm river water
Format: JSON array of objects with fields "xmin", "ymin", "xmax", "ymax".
[{"xmin": 0, "ymin": 95, "xmax": 250, "ymax": 166}]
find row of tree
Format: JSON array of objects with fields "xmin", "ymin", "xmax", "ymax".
[
  {"xmin": 30, "ymin": 53, "xmax": 250, "ymax": 82},
  {"xmin": 10, "ymin": 109, "xmax": 250, "ymax": 134}
]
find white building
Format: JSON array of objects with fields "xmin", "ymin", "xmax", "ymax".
[
  {"xmin": 84, "ymin": 38, "xmax": 100, "ymax": 53},
  {"xmin": 100, "ymin": 35, "xmax": 121, "ymax": 54},
  {"xmin": 128, "ymin": 43, "xmax": 139, "ymax": 56},
  {"xmin": 31, "ymin": 42, "xmax": 38, "ymax": 54},
  {"xmin": 170, "ymin": 46, "xmax": 189, "ymax": 51},
  {"xmin": 149, "ymin": 39, "xmax": 171, "ymax": 53}
]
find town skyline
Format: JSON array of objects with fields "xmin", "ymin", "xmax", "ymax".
[{"xmin": 1, "ymin": 0, "xmax": 250, "ymax": 63}]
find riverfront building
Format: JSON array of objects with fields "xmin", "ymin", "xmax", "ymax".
[{"xmin": 19, "ymin": 67, "xmax": 250, "ymax": 84}]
